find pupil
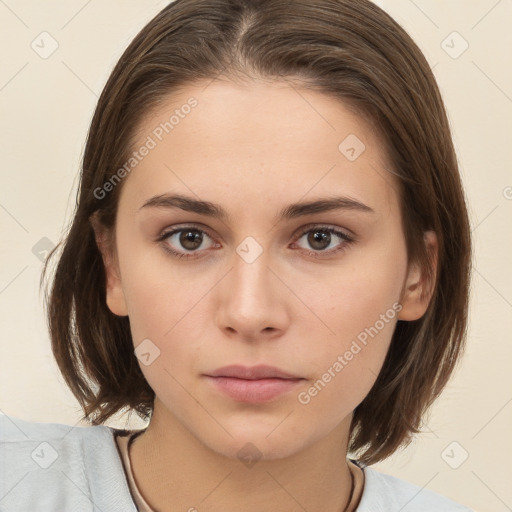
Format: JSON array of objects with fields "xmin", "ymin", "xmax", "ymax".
[
  {"xmin": 180, "ymin": 230, "xmax": 202, "ymax": 250},
  {"xmin": 308, "ymin": 230, "xmax": 330, "ymax": 250}
]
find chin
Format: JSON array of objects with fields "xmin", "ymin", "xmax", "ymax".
[
  {"xmin": 195, "ymin": 422, "xmax": 319, "ymax": 464},
  {"xmin": 210, "ymin": 437, "xmax": 302, "ymax": 463}
]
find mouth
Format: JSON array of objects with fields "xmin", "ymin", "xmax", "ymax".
[{"xmin": 204, "ymin": 365, "xmax": 304, "ymax": 403}]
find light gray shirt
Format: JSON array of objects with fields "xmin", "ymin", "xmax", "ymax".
[{"xmin": 0, "ymin": 414, "xmax": 473, "ymax": 511}]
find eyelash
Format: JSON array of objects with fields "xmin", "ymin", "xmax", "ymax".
[{"xmin": 156, "ymin": 224, "xmax": 355, "ymax": 260}]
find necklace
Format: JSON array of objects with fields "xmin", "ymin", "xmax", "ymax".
[
  {"xmin": 341, "ymin": 462, "xmax": 356, "ymax": 512},
  {"xmin": 126, "ymin": 432, "xmax": 357, "ymax": 512}
]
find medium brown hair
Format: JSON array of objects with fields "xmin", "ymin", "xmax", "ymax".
[{"xmin": 42, "ymin": 0, "xmax": 471, "ymax": 465}]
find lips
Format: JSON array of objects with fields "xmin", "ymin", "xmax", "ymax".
[
  {"xmin": 205, "ymin": 365, "xmax": 304, "ymax": 403},
  {"xmin": 207, "ymin": 365, "xmax": 300, "ymax": 380}
]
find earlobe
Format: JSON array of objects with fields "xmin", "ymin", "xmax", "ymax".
[
  {"xmin": 89, "ymin": 213, "xmax": 129, "ymax": 317},
  {"xmin": 397, "ymin": 231, "xmax": 438, "ymax": 321}
]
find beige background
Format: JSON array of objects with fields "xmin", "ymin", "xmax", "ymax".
[{"xmin": 1, "ymin": 1, "xmax": 511, "ymax": 511}]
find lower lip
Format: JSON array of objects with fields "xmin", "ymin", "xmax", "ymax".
[{"xmin": 206, "ymin": 376, "xmax": 303, "ymax": 403}]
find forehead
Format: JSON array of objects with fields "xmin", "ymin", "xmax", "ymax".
[{"xmin": 122, "ymin": 79, "xmax": 400, "ymax": 218}]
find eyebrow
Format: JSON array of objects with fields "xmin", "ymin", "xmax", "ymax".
[{"xmin": 139, "ymin": 193, "xmax": 375, "ymax": 222}]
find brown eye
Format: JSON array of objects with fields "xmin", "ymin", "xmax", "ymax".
[
  {"xmin": 307, "ymin": 229, "xmax": 332, "ymax": 250},
  {"xmin": 159, "ymin": 227, "xmax": 217, "ymax": 257},
  {"xmin": 293, "ymin": 225, "xmax": 354, "ymax": 258},
  {"xmin": 179, "ymin": 230, "xmax": 204, "ymax": 250}
]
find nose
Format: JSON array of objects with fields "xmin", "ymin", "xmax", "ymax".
[{"xmin": 215, "ymin": 248, "xmax": 291, "ymax": 342}]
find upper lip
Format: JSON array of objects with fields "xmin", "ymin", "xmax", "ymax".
[{"xmin": 207, "ymin": 365, "xmax": 301, "ymax": 380}]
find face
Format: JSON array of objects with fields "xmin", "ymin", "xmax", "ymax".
[{"xmin": 98, "ymin": 79, "xmax": 433, "ymax": 461}]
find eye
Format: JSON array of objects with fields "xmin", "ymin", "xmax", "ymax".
[
  {"xmin": 292, "ymin": 225, "xmax": 354, "ymax": 258},
  {"xmin": 157, "ymin": 224, "xmax": 354, "ymax": 260},
  {"xmin": 157, "ymin": 226, "xmax": 219, "ymax": 259}
]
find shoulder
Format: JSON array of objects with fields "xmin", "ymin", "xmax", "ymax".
[
  {"xmin": 357, "ymin": 465, "xmax": 473, "ymax": 512},
  {"xmin": 0, "ymin": 413, "xmax": 137, "ymax": 512}
]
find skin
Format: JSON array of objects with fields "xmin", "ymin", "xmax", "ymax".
[{"xmin": 93, "ymin": 78, "xmax": 437, "ymax": 512}]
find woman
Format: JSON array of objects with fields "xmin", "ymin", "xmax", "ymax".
[{"xmin": 0, "ymin": 1, "xmax": 472, "ymax": 510}]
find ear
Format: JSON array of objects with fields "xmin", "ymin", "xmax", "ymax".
[
  {"xmin": 397, "ymin": 230, "xmax": 438, "ymax": 321},
  {"xmin": 89, "ymin": 212, "xmax": 128, "ymax": 317}
]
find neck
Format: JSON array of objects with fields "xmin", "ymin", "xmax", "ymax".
[{"xmin": 130, "ymin": 400, "xmax": 359, "ymax": 512}]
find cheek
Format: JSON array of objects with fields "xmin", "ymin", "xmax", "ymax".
[
  {"xmin": 296, "ymin": 242, "xmax": 406, "ymax": 343},
  {"xmin": 116, "ymin": 233, "xmax": 206, "ymax": 343},
  {"xmin": 293, "ymin": 290, "xmax": 400, "ymax": 426},
  {"xmin": 115, "ymin": 244, "xmax": 213, "ymax": 395},
  {"xmin": 290, "ymin": 242, "xmax": 406, "ymax": 406}
]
